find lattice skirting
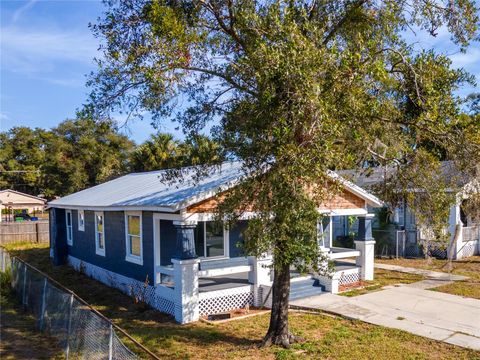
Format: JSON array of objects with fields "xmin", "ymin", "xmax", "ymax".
[
  {"xmin": 460, "ymin": 240, "xmax": 479, "ymax": 258},
  {"xmin": 198, "ymin": 285, "xmax": 254, "ymax": 315},
  {"xmin": 339, "ymin": 271, "xmax": 360, "ymax": 286},
  {"xmin": 68, "ymin": 256, "xmax": 175, "ymax": 316}
]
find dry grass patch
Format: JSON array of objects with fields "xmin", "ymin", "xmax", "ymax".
[
  {"xmin": 376, "ymin": 257, "xmax": 480, "ymax": 299},
  {"xmin": 339, "ymin": 269, "xmax": 424, "ymax": 297},
  {"xmin": 2, "ymin": 243, "xmax": 480, "ymax": 359}
]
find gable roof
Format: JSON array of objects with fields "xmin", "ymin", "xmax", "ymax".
[
  {"xmin": 49, "ymin": 161, "xmax": 383, "ymax": 212},
  {"xmin": 0, "ymin": 189, "xmax": 47, "ymax": 204},
  {"xmin": 337, "ymin": 161, "xmax": 476, "ymax": 191}
]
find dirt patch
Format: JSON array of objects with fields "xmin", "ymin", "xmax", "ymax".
[{"xmin": 0, "ymin": 289, "xmax": 64, "ymax": 360}]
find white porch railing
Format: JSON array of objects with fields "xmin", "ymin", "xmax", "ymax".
[
  {"xmin": 155, "ymin": 265, "xmax": 174, "ymax": 285},
  {"xmin": 322, "ymin": 247, "xmax": 361, "ymax": 260}
]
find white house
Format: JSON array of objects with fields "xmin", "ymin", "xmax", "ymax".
[
  {"xmin": 339, "ymin": 161, "xmax": 480, "ymax": 260},
  {"xmin": 0, "ymin": 189, "xmax": 47, "ymax": 221}
]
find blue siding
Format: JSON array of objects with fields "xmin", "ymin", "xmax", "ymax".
[
  {"xmin": 50, "ymin": 208, "xmax": 67, "ymax": 265},
  {"xmin": 66, "ymin": 210, "xmax": 154, "ymax": 284},
  {"xmin": 160, "ymin": 220, "xmax": 177, "ymax": 266}
]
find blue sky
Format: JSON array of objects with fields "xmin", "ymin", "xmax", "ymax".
[{"xmin": 1, "ymin": 0, "xmax": 479, "ymax": 144}]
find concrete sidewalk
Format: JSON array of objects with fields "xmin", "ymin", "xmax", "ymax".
[
  {"xmin": 291, "ymin": 284, "xmax": 480, "ymax": 350},
  {"xmin": 374, "ymin": 262, "xmax": 468, "ymax": 281}
]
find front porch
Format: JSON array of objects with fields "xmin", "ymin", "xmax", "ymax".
[{"xmin": 152, "ymin": 212, "xmax": 376, "ymax": 323}]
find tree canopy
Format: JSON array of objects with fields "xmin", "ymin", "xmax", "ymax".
[
  {"xmin": 84, "ymin": 0, "xmax": 479, "ymax": 347},
  {"xmin": 0, "ymin": 120, "xmax": 220, "ymax": 198},
  {"xmin": 0, "ymin": 119, "xmax": 134, "ymax": 198}
]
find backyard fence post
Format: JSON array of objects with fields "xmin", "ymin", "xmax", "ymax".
[
  {"xmin": 22, "ymin": 264, "xmax": 27, "ymax": 305},
  {"xmin": 35, "ymin": 222, "xmax": 39, "ymax": 243},
  {"xmin": 65, "ymin": 293, "xmax": 74, "ymax": 359},
  {"xmin": 396, "ymin": 231, "xmax": 399, "ymax": 259},
  {"xmin": 39, "ymin": 278, "xmax": 48, "ymax": 331},
  {"xmin": 108, "ymin": 324, "xmax": 113, "ymax": 360}
]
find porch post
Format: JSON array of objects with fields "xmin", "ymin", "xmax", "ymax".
[
  {"xmin": 248, "ymin": 254, "xmax": 273, "ymax": 307},
  {"xmin": 448, "ymin": 202, "xmax": 463, "ymax": 260},
  {"xmin": 354, "ymin": 214, "xmax": 375, "ymax": 281},
  {"xmin": 172, "ymin": 221, "xmax": 200, "ymax": 323},
  {"xmin": 173, "ymin": 221, "xmax": 198, "ymax": 260}
]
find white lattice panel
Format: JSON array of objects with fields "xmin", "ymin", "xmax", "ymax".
[
  {"xmin": 339, "ymin": 271, "xmax": 360, "ymax": 286},
  {"xmin": 199, "ymin": 286, "xmax": 254, "ymax": 315},
  {"xmin": 461, "ymin": 241, "xmax": 479, "ymax": 258},
  {"xmin": 68, "ymin": 256, "xmax": 175, "ymax": 316}
]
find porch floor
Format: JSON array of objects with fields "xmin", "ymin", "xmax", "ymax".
[
  {"xmin": 198, "ymin": 261, "xmax": 360, "ymax": 293},
  {"xmin": 199, "ymin": 272, "xmax": 250, "ymax": 292}
]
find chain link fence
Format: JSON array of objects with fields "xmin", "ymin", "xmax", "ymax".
[
  {"xmin": 0, "ymin": 247, "xmax": 158, "ymax": 360},
  {"xmin": 373, "ymin": 229, "xmax": 424, "ymax": 258}
]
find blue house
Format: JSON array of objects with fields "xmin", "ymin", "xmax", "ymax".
[{"xmin": 49, "ymin": 161, "xmax": 382, "ymax": 323}]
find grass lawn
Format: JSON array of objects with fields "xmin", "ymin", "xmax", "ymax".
[
  {"xmin": 0, "ymin": 272, "xmax": 64, "ymax": 359},
  {"xmin": 376, "ymin": 256, "xmax": 480, "ymax": 300},
  {"xmin": 2, "ymin": 243, "xmax": 480, "ymax": 359},
  {"xmin": 339, "ymin": 268, "xmax": 424, "ymax": 297}
]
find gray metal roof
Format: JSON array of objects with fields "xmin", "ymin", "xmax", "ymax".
[
  {"xmin": 49, "ymin": 161, "xmax": 383, "ymax": 211},
  {"xmin": 48, "ymin": 162, "xmax": 243, "ymax": 211},
  {"xmin": 337, "ymin": 161, "xmax": 474, "ymax": 190}
]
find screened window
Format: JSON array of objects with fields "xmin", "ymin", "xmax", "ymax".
[
  {"xmin": 66, "ymin": 210, "xmax": 73, "ymax": 245},
  {"xmin": 125, "ymin": 212, "xmax": 143, "ymax": 264},
  {"xmin": 95, "ymin": 212, "xmax": 105, "ymax": 256},
  {"xmin": 78, "ymin": 210, "xmax": 85, "ymax": 231}
]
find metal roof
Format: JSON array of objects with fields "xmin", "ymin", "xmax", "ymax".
[
  {"xmin": 337, "ymin": 161, "xmax": 474, "ymax": 190},
  {"xmin": 48, "ymin": 162, "xmax": 243, "ymax": 212},
  {"xmin": 49, "ymin": 161, "xmax": 383, "ymax": 211}
]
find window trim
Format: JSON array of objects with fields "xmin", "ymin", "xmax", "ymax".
[
  {"xmin": 124, "ymin": 211, "xmax": 143, "ymax": 265},
  {"xmin": 65, "ymin": 210, "xmax": 73, "ymax": 246},
  {"xmin": 94, "ymin": 211, "xmax": 106, "ymax": 256},
  {"xmin": 78, "ymin": 210, "xmax": 85, "ymax": 231}
]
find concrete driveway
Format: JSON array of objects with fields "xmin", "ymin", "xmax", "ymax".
[{"xmin": 291, "ymin": 283, "xmax": 480, "ymax": 350}]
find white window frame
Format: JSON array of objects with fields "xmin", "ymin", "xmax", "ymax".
[
  {"xmin": 78, "ymin": 210, "xmax": 85, "ymax": 231},
  {"xmin": 201, "ymin": 221, "xmax": 229, "ymax": 259},
  {"xmin": 65, "ymin": 210, "xmax": 73, "ymax": 246},
  {"xmin": 125, "ymin": 211, "xmax": 143, "ymax": 265},
  {"xmin": 95, "ymin": 211, "xmax": 106, "ymax": 256}
]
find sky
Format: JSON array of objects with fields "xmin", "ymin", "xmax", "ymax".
[{"xmin": 1, "ymin": 0, "xmax": 479, "ymax": 144}]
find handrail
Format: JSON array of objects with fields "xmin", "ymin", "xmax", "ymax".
[{"xmin": 156, "ymin": 265, "xmax": 174, "ymax": 276}]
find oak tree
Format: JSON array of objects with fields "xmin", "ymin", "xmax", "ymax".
[{"xmin": 86, "ymin": 0, "xmax": 479, "ymax": 347}]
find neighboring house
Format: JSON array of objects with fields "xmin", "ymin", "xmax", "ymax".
[
  {"xmin": 0, "ymin": 189, "xmax": 47, "ymax": 221},
  {"xmin": 339, "ymin": 161, "xmax": 480, "ymax": 259},
  {"xmin": 48, "ymin": 161, "xmax": 382, "ymax": 323}
]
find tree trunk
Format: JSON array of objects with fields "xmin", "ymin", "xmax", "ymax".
[{"xmin": 261, "ymin": 261, "xmax": 302, "ymax": 348}]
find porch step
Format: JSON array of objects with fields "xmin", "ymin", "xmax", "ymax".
[{"xmin": 289, "ymin": 278, "xmax": 324, "ymax": 300}]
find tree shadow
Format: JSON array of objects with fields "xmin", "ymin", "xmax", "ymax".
[{"xmin": 7, "ymin": 247, "xmax": 261, "ymax": 354}]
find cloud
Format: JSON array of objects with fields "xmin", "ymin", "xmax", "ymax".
[
  {"xmin": 12, "ymin": 0, "xmax": 38, "ymax": 23},
  {"xmin": 449, "ymin": 48, "xmax": 480, "ymax": 68},
  {"xmin": 0, "ymin": 26, "xmax": 99, "ymax": 74}
]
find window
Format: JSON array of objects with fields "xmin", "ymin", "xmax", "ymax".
[
  {"xmin": 66, "ymin": 210, "xmax": 73, "ymax": 245},
  {"xmin": 78, "ymin": 210, "xmax": 85, "ymax": 231},
  {"xmin": 194, "ymin": 221, "xmax": 227, "ymax": 258},
  {"xmin": 125, "ymin": 212, "xmax": 143, "ymax": 265},
  {"xmin": 95, "ymin": 212, "xmax": 105, "ymax": 256}
]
